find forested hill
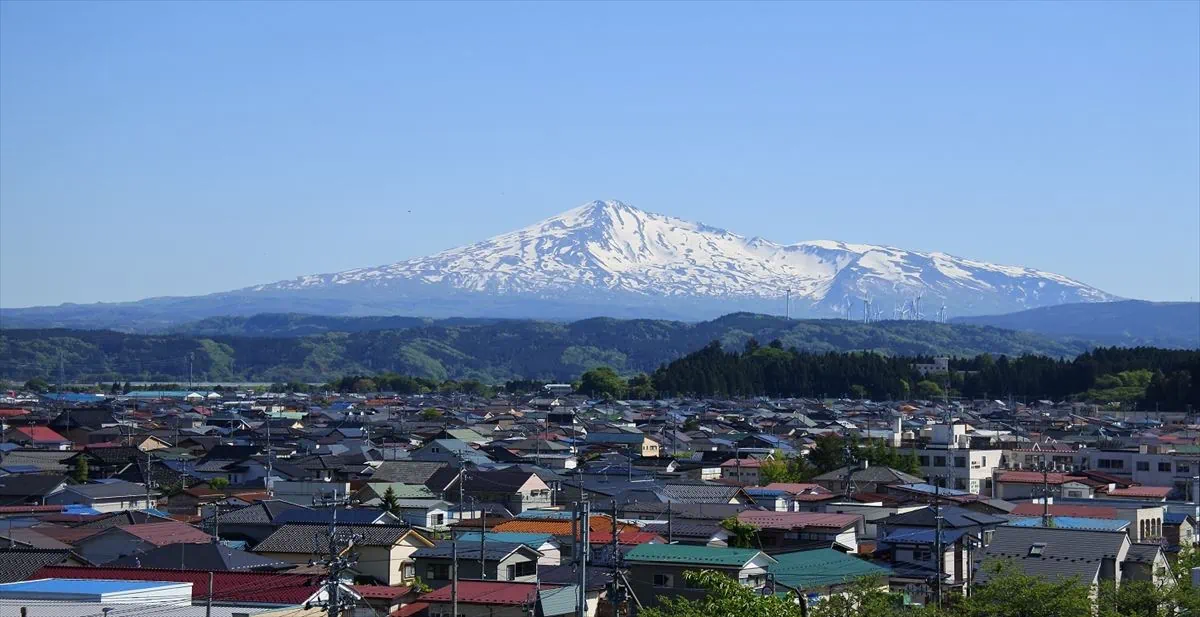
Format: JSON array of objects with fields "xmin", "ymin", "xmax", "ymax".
[
  {"xmin": 0, "ymin": 313, "xmax": 1097, "ymax": 384},
  {"xmin": 650, "ymin": 342, "xmax": 1200, "ymax": 408}
]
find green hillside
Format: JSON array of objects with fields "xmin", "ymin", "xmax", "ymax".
[{"xmin": 0, "ymin": 313, "xmax": 1095, "ymax": 383}]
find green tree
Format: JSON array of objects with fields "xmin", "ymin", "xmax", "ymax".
[
  {"xmin": 420, "ymin": 408, "xmax": 443, "ymax": 420},
  {"xmin": 639, "ymin": 570, "xmax": 803, "ymax": 617},
  {"xmin": 898, "ymin": 448, "xmax": 922, "ymax": 476},
  {"xmin": 578, "ymin": 366, "xmax": 626, "ymax": 399},
  {"xmin": 380, "ymin": 486, "xmax": 401, "ymax": 516},
  {"xmin": 963, "ymin": 560, "xmax": 1091, "ymax": 617},
  {"xmin": 850, "ymin": 384, "xmax": 869, "ymax": 400},
  {"xmin": 759, "ymin": 452, "xmax": 815, "ymax": 485},
  {"xmin": 808, "ymin": 434, "xmax": 847, "ymax": 473},
  {"xmin": 23, "ymin": 377, "xmax": 50, "ymax": 393},
  {"xmin": 626, "ymin": 373, "xmax": 657, "ymax": 400},
  {"xmin": 72, "ymin": 457, "xmax": 89, "ymax": 483},
  {"xmin": 209, "ymin": 477, "xmax": 229, "ymax": 491},
  {"xmin": 719, "ymin": 516, "xmax": 760, "ymax": 549},
  {"xmin": 351, "ymin": 378, "xmax": 377, "ymax": 393},
  {"xmin": 916, "ymin": 380, "xmax": 945, "ymax": 399}
]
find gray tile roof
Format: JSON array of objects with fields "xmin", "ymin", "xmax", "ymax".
[
  {"xmin": 813, "ymin": 465, "xmax": 924, "ymax": 485},
  {"xmin": 369, "ymin": 461, "xmax": 448, "ymax": 484},
  {"xmin": 0, "ymin": 548, "xmax": 74, "ymax": 583},
  {"xmin": 976, "ymin": 526, "xmax": 1128, "ymax": 584},
  {"xmin": 412, "ymin": 540, "xmax": 534, "ymax": 561},
  {"xmin": 207, "ymin": 500, "xmax": 309, "ymax": 525},
  {"xmin": 1124, "ymin": 542, "xmax": 1162, "ymax": 564},
  {"xmin": 656, "ymin": 484, "xmax": 743, "ymax": 504},
  {"xmin": 108, "ymin": 542, "xmax": 291, "ymax": 571},
  {"xmin": 253, "ymin": 524, "xmax": 420, "ymax": 553}
]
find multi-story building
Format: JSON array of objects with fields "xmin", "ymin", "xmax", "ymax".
[{"xmin": 913, "ymin": 424, "xmax": 1003, "ymax": 495}]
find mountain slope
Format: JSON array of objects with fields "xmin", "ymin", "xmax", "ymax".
[
  {"xmin": 1, "ymin": 200, "xmax": 1116, "ymax": 328},
  {"xmin": 953, "ymin": 300, "xmax": 1200, "ymax": 348},
  {"xmin": 0, "ymin": 314, "xmax": 1096, "ymax": 384}
]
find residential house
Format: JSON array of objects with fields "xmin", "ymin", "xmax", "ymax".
[
  {"xmin": 452, "ymin": 469, "xmax": 553, "ymax": 514},
  {"xmin": 412, "ymin": 541, "xmax": 543, "ymax": 588},
  {"xmin": 456, "ymin": 532, "xmax": 562, "ymax": 566},
  {"xmin": 977, "ymin": 526, "xmax": 1132, "ymax": 589},
  {"xmin": 44, "ymin": 480, "xmax": 154, "ymax": 512},
  {"xmin": 5, "ymin": 427, "xmax": 72, "ymax": 450},
  {"xmin": 768, "ymin": 548, "xmax": 892, "ymax": 599},
  {"xmin": 719, "ymin": 458, "xmax": 764, "ymax": 484},
  {"xmin": 419, "ymin": 581, "xmax": 582, "ymax": 617},
  {"xmin": 623, "ymin": 544, "xmax": 776, "ymax": 608},
  {"xmin": 72, "ymin": 521, "xmax": 212, "ymax": 565},
  {"xmin": 0, "ymin": 475, "xmax": 67, "ymax": 505},
  {"xmin": 736, "ymin": 511, "xmax": 862, "ymax": 552},
  {"xmin": 1164, "ymin": 512, "xmax": 1196, "ymax": 551},
  {"xmin": 253, "ymin": 523, "xmax": 433, "ymax": 586},
  {"xmin": 812, "ymin": 464, "xmax": 924, "ymax": 495}
]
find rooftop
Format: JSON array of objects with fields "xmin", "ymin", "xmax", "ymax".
[{"xmin": 624, "ymin": 544, "xmax": 773, "ymax": 568}]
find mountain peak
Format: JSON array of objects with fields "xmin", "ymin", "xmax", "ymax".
[{"xmin": 248, "ymin": 200, "xmax": 1115, "ymax": 318}]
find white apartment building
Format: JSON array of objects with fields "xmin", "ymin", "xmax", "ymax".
[
  {"xmin": 914, "ymin": 424, "xmax": 1002, "ymax": 495},
  {"xmin": 1074, "ymin": 446, "xmax": 1200, "ymax": 497}
]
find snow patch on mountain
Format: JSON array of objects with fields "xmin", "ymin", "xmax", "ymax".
[{"xmin": 250, "ymin": 200, "xmax": 1115, "ymax": 316}]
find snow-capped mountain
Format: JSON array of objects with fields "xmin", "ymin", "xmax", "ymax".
[{"xmin": 250, "ymin": 200, "xmax": 1115, "ymax": 318}]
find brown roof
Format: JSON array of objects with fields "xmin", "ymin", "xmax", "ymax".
[{"xmin": 117, "ymin": 521, "xmax": 212, "ymax": 546}]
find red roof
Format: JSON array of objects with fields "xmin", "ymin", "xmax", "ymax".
[
  {"xmin": 420, "ymin": 581, "xmax": 559, "ymax": 606},
  {"xmin": 1010, "ymin": 503, "xmax": 1119, "ymax": 519},
  {"xmin": 391, "ymin": 602, "xmax": 429, "ymax": 617},
  {"xmin": 995, "ymin": 471, "xmax": 1086, "ymax": 485},
  {"xmin": 31, "ymin": 566, "xmax": 323, "ymax": 605},
  {"xmin": 118, "ymin": 521, "xmax": 212, "ymax": 546},
  {"xmin": 737, "ymin": 511, "xmax": 861, "ymax": 530},
  {"xmin": 353, "ymin": 584, "xmax": 411, "ymax": 600},
  {"xmin": 0, "ymin": 409, "xmax": 31, "ymax": 418},
  {"xmin": 13, "ymin": 426, "xmax": 68, "ymax": 443},
  {"xmin": 1106, "ymin": 486, "xmax": 1172, "ymax": 499},
  {"xmin": 0, "ymin": 505, "xmax": 65, "ymax": 514}
]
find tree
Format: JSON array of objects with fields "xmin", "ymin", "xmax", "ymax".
[
  {"xmin": 850, "ymin": 384, "xmax": 869, "ymax": 400},
  {"xmin": 578, "ymin": 366, "xmax": 626, "ymax": 399},
  {"xmin": 759, "ymin": 453, "xmax": 815, "ymax": 485},
  {"xmin": 209, "ymin": 477, "xmax": 230, "ymax": 491},
  {"xmin": 23, "ymin": 377, "xmax": 50, "ymax": 393},
  {"xmin": 962, "ymin": 560, "xmax": 1091, "ymax": 617},
  {"xmin": 719, "ymin": 516, "xmax": 760, "ymax": 549},
  {"xmin": 639, "ymin": 570, "xmax": 803, "ymax": 617},
  {"xmin": 898, "ymin": 448, "xmax": 922, "ymax": 476},
  {"xmin": 351, "ymin": 378, "xmax": 377, "ymax": 393},
  {"xmin": 380, "ymin": 486, "xmax": 401, "ymax": 516},
  {"xmin": 72, "ymin": 457, "xmax": 89, "ymax": 483},
  {"xmin": 916, "ymin": 380, "xmax": 945, "ymax": 399},
  {"xmin": 808, "ymin": 434, "xmax": 847, "ymax": 473},
  {"xmin": 626, "ymin": 373, "xmax": 658, "ymax": 400},
  {"xmin": 108, "ymin": 382, "xmax": 121, "ymax": 395},
  {"xmin": 420, "ymin": 408, "xmax": 443, "ymax": 420}
]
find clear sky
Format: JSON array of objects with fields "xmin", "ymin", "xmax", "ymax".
[{"xmin": 1, "ymin": 1, "xmax": 1197, "ymax": 308}]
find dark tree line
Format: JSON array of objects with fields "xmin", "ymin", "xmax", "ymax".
[{"xmin": 650, "ymin": 341, "xmax": 1200, "ymax": 408}]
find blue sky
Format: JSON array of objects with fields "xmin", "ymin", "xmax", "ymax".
[{"xmin": 1, "ymin": 1, "xmax": 1197, "ymax": 308}]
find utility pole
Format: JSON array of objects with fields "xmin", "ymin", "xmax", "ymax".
[
  {"xmin": 312, "ymin": 493, "xmax": 360, "ymax": 617},
  {"xmin": 577, "ymin": 500, "xmax": 590, "ymax": 617},
  {"xmin": 932, "ymin": 477, "xmax": 943, "ymax": 610},
  {"xmin": 666, "ymin": 501, "xmax": 673, "ymax": 544},
  {"xmin": 610, "ymin": 500, "xmax": 620, "ymax": 617},
  {"xmin": 205, "ymin": 571, "xmax": 213, "ymax": 617},
  {"xmin": 144, "ymin": 450, "xmax": 155, "ymax": 511},
  {"xmin": 477, "ymin": 497, "xmax": 486, "ymax": 579},
  {"xmin": 265, "ymin": 420, "xmax": 274, "ymax": 498}
]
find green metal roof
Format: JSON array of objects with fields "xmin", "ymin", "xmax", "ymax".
[
  {"xmin": 623, "ymin": 544, "xmax": 771, "ymax": 567},
  {"xmin": 768, "ymin": 549, "xmax": 891, "ymax": 591}
]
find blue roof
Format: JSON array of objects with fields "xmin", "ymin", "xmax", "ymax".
[
  {"xmin": 516, "ymin": 510, "xmax": 576, "ymax": 520},
  {"xmin": 40, "ymin": 393, "xmax": 106, "ymax": 403},
  {"xmin": 1165, "ymin": 512, "xmax": 1193, "ymax": 524},
  {"xmin": 1006, "ymin": 516, "xmax": 1130, "ymax": 531},
  {"xmin": 0, "ymin": 579, "xmax": 179, "ymax": 594},
  {"xmin": 457, "ymin": 532, "xmax": 555, "ymax": 548},
  {"xmin": 895, "ymin": 483, "xmax": 973, "ymax": 497},
  {"xmin": 745, "ymin": 488, "xmax": 788, "ymax": 496},
  {"xmin": 878, "ymin": 527, "xmax": 969, "ymax": 545}
]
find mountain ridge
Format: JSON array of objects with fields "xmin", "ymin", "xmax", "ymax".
[
  {"xmin": 1, "ymin": 199, "xmax": 1118, "ymax": 327},
  {"xmin": 0, "ymin": 314, "xmax": 1100, "ymax": 384}
]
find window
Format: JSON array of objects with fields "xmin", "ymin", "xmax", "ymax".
[
  {"xmin": 934, "ymin": 456, "xmax": 947, "ymax": 467},
  {"xmin": 983, "ymin": 530, "xmax": 994, "ymax": 545},
  {"xmin": 403, "ymin": 564, "xmax": 415, "ymax": 578},
  {"xmin": 1099, "ymin": 459, "xmax": 1124, "ymax": 469},
  {"xmin": 653, "ymin": 573, "xmax": 673, "ymax": 588},
  {"xmin": 426, "ymin": 564, "xmax": 450, "ymax": 580},
  {"xmin": 1028, "ymin": 543, "xmax": 1046, "ymax": 557},
  {"xmin": 743, "ymin": 574, "xmax": 766, "ymax": 588},
  {"xmin": 1137, "ymin": 461, "xmax": 1150, "ymax": 471},
  {"xmin": 955, "ymin": 457, "xmax": 966, "ymax": 468},
  {"xmin": 1178, "ymin": 463, "xmax": 1191, "ymax": 473},
  {"xmin": 433, "ymin": 513, "xmax": 445, "ymax": 525},
  {"xmin": 506, "ymin": 561, "xmax": 536, "ymax": 578},
  {"xmin": 913, "ymin": 549, "xmax": 932, "ymax": 561},
  {"xmin": 981, "ymin": 456, "xmax": 987, "ymax": 466},
  {"xmin": 919, "ymin": 456, "xmax": 930, "ymax": 466},
  {"xmin": 1160, "ymin": 462, "xmax": 1172, "ymax": 472}
]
